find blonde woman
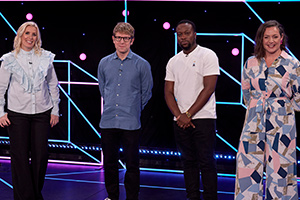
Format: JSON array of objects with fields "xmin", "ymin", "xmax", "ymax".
[{"xmin": 0, "ymin": 21, "xmax": 60, "ymax": 200}]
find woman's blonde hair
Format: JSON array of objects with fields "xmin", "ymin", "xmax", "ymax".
[{"xmin": 13, "ymin": 21, "xmax": 43, "ymax": 56}]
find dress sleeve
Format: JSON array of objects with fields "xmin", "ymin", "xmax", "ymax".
[
  {"xmin": 290, "ymin": 62, "xmax": 300, "ymax": 111},
  {"xmin": 242, "ymin": 58, "xmax": 251, "ymax": 106}
]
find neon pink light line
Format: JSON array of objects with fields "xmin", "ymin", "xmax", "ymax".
[{"xmin": 0, "ymin": 156, "xmax": 102, "ymax": 166}]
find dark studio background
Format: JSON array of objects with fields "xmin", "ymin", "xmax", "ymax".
[{"xmin": 1, "ymin": 1, "xmax": 300, "ymax": 172}]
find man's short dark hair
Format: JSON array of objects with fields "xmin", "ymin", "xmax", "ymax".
[{"xmin": 177, "ymin": 20, "xmax": 196, "ymax": 33}]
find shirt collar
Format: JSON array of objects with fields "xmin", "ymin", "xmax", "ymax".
[
  {"xmin": 113, "ymin": 50, "xmax": 133, "ymax": 60},
  {"xmin": 183, "ymin": 45, "xmax": 199, "ymax": 57},
  {"xmin": 280, "ymin": 50, "xmax": 289, "ymax": 59},
  {"xmin": 20, "ymin": 48, "xmax": 34, "ymax": 56}
]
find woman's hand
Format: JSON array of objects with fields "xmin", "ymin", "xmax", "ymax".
[
  {"xmin": 50, "ymin": 114, "xmax": 59, "ymax": 128},
  {"xmin": 0, "ymin": 113, "xmax": 11, "ymax": 128}
]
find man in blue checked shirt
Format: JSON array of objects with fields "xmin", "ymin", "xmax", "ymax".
[{"xmin": 97, "ymin": 22, "xmax": 153, "ymax": 200}]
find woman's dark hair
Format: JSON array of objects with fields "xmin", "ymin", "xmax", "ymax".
[{"xmin": 254, "ymin": 20, "xmax": 288, "ymax": 60}]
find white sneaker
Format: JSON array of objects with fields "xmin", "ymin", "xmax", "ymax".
[{"xmin": 104, "ymin": 198, "xmax": 111, "ymax": 200}]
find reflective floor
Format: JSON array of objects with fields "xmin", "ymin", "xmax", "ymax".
[{"xmin": 0, "ymin": 158, "xmax": 236, "ymax": 200}]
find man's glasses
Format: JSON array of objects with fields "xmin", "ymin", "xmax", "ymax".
[{"xmin": 113, "ymin": 35, "xmax": 133, "ymax": 42}]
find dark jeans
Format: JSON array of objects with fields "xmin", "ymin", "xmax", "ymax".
[
  {"xmin": 174, "ymin": 119, "xmax": 218, "ymax": 200},
  {"xmin": 7, "ymin": 109, "xmax": 51, "ymax": 200},
  {"xmin": 101, "ymin": 128, "xmax": 140, "ymax": 200}
]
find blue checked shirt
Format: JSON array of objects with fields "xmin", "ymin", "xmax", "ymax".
[{"xmin": 97, "ymin": 50, "xmax": 153, "ymax": 130}]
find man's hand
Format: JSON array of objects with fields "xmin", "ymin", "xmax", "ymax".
[{"xmin": 176, "ymin": 113, "xmax": 195, "ymax": 129}]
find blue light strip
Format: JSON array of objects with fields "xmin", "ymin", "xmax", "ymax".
[
  {"xmin": 197, "ymin": 33, "xmax": 243, "ymax": 37},
  {"xmin": 70, "ymin": 143, "xmax": 100, "ymax": 163},
  {"xmin": 124, "ymin": 0, "xmax": 128, "ymax": 23},
  {"xmin": 58, "ymin": 85, "xmax": 101, "ymax": 139},
  {"xmin": 216, "ymin": 102, "xmax": 241, "ymax": 105},
  {"xmin": 174, "ymin": 32, "xmax": 178, "ymax": 54},
  {"xmin": 70, "ymin": 61, "xmax": 98, "ymax": 82},
  {"xmin": 219, "ymin": 67, "xmax": 241, "ymax": 86},
  {"xmin": 45, "ymin": 177, "xmax": 105, "ymax": 184},
  {"xmin": 53, "ymin": 60, "xmax": 70, "ymax": 63},
  {"xmin": 49, "ymin": 139, "xmax": 70, "ymax": 143},
  {"xmin": 67, "ymin": 61, "xmax": 71, "ymax": 142},
  {"xmin": 242, "ymin": 33, "xmax": 255, "ymax": 44},
  {"xmin": 0, "ymin": 12, "xmax": 16, "ymax": 34},
  {"xmin": 119, "ymin": 160, "xmax": 127, "ymax": 169},
  {"xmin": 240, "ymin": 35, "xmax": 245, "ymax": 104},
  {"xmin": 46, "ymin": 170, "xmax": 99, "ymax": 177},
  {"xmin": 244, "ymin": 2, "xmax": 264, "ymax": 23},
  {"xmin": 216, "ymin": 133, "xmax": 238, "ymax": 152},
  {"xmin": 0, "ymin": 177, "xmax": 13, "ymax": 189}
]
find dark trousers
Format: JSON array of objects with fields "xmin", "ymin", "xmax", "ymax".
[
  {"xmin": 101, "ymin": 128, "xmax": 140, "ymax": 200},
  {"xmin": 7, "ymin": 110, "xmax": 51, "ymax": 200},
  {"xmin": 174, "ymin": 119, "xmax": 218, "ymax": 200}
]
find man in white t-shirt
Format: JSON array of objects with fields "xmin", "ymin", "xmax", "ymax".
[{"xmin": 165, "ymin": 20, "xmax": 220, "ymax": 200}]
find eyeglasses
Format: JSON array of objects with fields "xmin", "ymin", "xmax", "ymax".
[{"xmin": 113, "ymin": 35, "xmax": 133, "ymax": 42}]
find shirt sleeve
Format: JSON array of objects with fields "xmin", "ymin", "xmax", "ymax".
[
  {"xmin": 202, "ymin": 50, "xmax": 220, "ymax": 77},
  {"xmin": 97, "ymin": 58, "xmax": 105, "ymax": 99},
  {"xmin": 0, "ymin": 56, "xmax": 11, "ymax": 117},
  {"xmin": 165, "ymin": 59, "xmax": 175, "ymax": 82},
  {"xmin": 141, "ymin": 61, "xmax": 153, "ymax": 110},
  {"xmin": 47, "ymin": 62, "xmax": 60, "ymax": 116}
]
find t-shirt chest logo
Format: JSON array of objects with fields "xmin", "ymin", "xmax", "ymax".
[{"xmin": 192, "ymin": 61, "xmax": 196, "ymax": 67}]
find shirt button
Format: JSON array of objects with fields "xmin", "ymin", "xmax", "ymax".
[
  {"xmin": 116, "ymin": 104, "xmax": 118, "ymax": 106},
  {"xmin": 118, "ymin": 84, "xmax": 120, "ymax": 86},
  {"xmin": 119, "ymin": 74, "xmax": 122, "ymax": 76},
  {"xmin": 117, "ymin": 94, "xmax": 119, "ymax": 96},
  {"xmin": 116, "ymin": 114, "xmax": 118, "ymax": 117}
]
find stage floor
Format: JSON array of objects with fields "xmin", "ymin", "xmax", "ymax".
[{"xmin": 0, "ymin": 159, "xmax": 238, "ymax": 200}]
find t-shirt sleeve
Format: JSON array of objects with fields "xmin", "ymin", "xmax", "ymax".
[
  {"xmin": 165, "ymin": 58, "xmax": 175, "ymax": 82},
  {"xmin": 203, "ymin": 50, "xmax": 220, "ymax": 76}
]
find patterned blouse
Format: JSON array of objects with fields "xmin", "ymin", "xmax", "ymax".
[{"xmin": 242, "ymin": 51, "xmax": 300, "ymax": 134}]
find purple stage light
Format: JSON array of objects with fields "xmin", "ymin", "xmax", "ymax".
[
  {"xmin": 231, "ymin": 48, "xmax": 239, "ymax": 56},
  {"xmin": 122, "ymin": 10, "xmax": 129, "ymax": 17},
  {"xmin": 163, "ymin": 22, "xmax": 170, "ymax": 30},
  {"xmin": 79, "ymin": 53, "xmax": 87, "ymax": 61},
  {"xmin": 26, "ymin": 13, "xmax": 33, "ymax": 20}
]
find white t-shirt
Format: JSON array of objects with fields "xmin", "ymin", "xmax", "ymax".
[{"xmin": 165, "ymin": 45, "xmax": 220, "ymax": 119}]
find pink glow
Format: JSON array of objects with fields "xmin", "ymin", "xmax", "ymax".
[
  {"xmin": 122, "ymin": 10, "xmax": 129, "ymax": 17},
  {"xmin": 26, "ymin": 13, "xmax": 33, "ymax": 20},
  {"xmin": 163, "ymin": 22, "xmax": 170, "ymax": 30},
  {"xmin": 79, "ymin": 53, "xmax": 87, "ymax": 61},
  {"xmin": 231, "ymin": 48, "xmax": 239, "ymax": 56}
]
